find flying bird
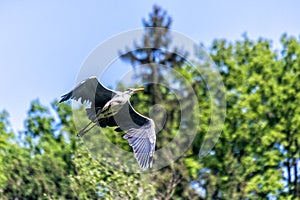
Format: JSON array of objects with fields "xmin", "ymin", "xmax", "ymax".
[{"xmin": 59, "ymin": 76, "xmax": 156, "ymax": 169}]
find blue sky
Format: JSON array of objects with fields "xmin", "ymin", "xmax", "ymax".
[{"xmin": 0, "ymin": 1, "xmax": 299, "ymax": 132}]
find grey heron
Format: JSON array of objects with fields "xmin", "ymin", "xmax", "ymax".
[{"xmin": 59, "ymin": 76, "xmax": 156, "ymax": 170}]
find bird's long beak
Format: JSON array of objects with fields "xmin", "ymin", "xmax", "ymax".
[{"xmin": 133, "ymin": 88, "xmax": 144, "ymax": 93}]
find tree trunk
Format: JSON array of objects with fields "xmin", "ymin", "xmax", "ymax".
[{"xmin": 151, "ymin": 63, "xmax": 162, "ymax": 104}]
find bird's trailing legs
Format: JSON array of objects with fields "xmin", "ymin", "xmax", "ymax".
[
  {"xmin": 77, "ymin": 109, "xmax": 102, "ymax": 137},
  {"xmin": 78, "ymin": 123, "xmax": 97, "ymax": 137}
]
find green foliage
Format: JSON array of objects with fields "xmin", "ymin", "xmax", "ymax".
[
  {"xmin": 0, "ymin": 100, "xmax": 77, "ymax": 199},
  {"xmin": 0, "ymin": 110, "xmax": 12, "ymax": 190}
]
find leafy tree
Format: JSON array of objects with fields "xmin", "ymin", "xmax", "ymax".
[
  {"xmin": 191, "ymin": 35, "xmax": 300, "ymax": 199},
  {"xmin": 0, "ymin": 99, "xmax": 156, "ymax": 199},
  {"xmin": 0, "ymin": 100, "xmax": 77, "ymax": 199},
  {"xmin": 119, "ymin": 5, "xmax": 204, "ymax": 199}
]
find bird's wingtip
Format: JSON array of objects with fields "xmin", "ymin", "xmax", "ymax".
[{"xmin": 59, "ymin": 91, "xmax": 73, "ymax": 103}]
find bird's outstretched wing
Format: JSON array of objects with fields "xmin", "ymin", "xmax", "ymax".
[
  {"xmin": 123, "ymin": 119, "xmax": 156, "ymax": 169},
  {"xmin": 112, "ymin": 102, "xmax": 156, "ymax": 170},
  {"xmin": 59, "ymin": 76, "xmax": 117, "ymax": 120}
]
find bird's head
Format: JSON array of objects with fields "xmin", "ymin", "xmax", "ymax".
[{"xmin": 125, "ymin": 88, "xmax": 144, "ymax": 95}]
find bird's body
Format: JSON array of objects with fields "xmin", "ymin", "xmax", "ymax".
[
  {"xmin": 59, "ymin": 76, "xmax": 156, "ymax": 169},
  {"xmin": 100, "ymin": 91, "xmax": 132, "ymax": 118}
]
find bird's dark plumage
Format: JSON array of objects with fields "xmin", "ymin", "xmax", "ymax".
[
  {"xmin": 59, "ymin": 76, "xmax": 116, "ymax": 107},
  {"xmin": 59, "ymin": 76, "xmax": 156, "ymax": 169}
]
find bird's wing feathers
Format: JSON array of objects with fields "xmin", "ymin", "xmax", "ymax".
[
  {"xmin": 110, "ymin": 102, "xmax": 156, "ymax": 169},
  {"xmin": 59, "ymin": 76, "xmax": 116, "ymax": 108},
  {"xmin": 123, "ymin": 119, "xmax": 156, "ymax": 170},
  {"xmin": 89, "ymin": 100, "xmax": 156, "ymax": 169}
]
